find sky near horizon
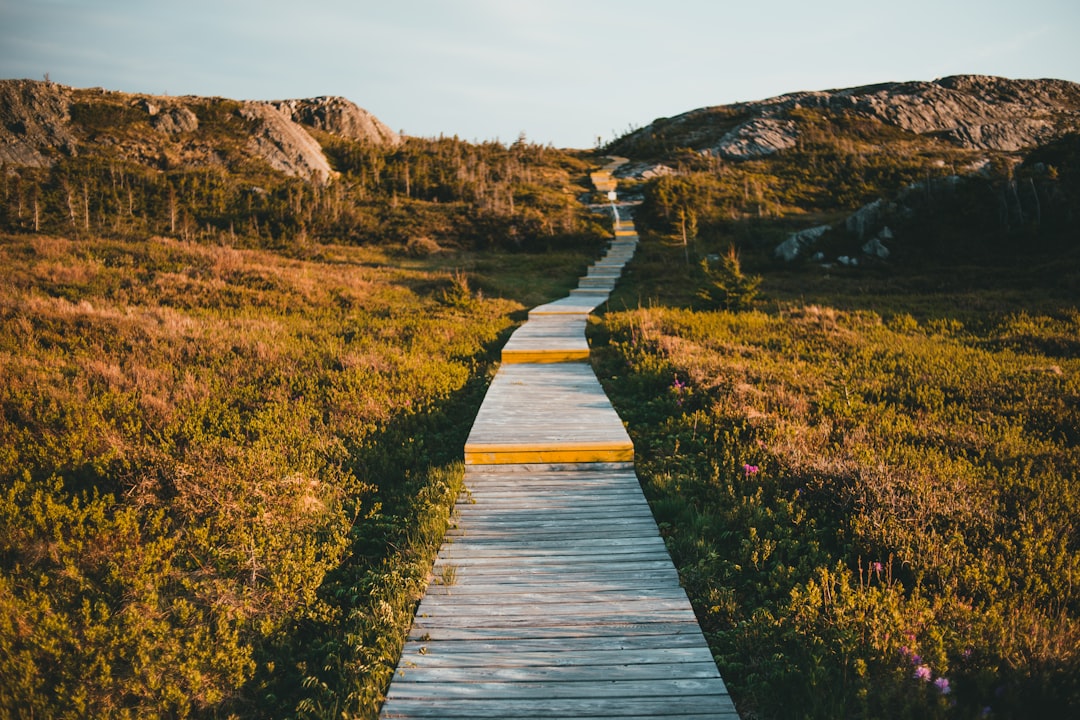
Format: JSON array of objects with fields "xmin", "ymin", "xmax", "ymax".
[{"xmin": 2, "ymin": 0, "xmax": 1078, "ymax": 148}]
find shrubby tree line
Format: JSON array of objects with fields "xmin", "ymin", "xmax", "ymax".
[
  {"xmin": 0, "ymin": 130, "xmax": 602, "ymax": 253},
  {"xmin": 628, "ymin": 109, "xmax": 1080, "ymax": 265},
  {"xmin": 0, "ymin": 120, "xmax": 610, "ymax": 719}
]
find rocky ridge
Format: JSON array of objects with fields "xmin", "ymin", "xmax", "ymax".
[
  {"xmin": 271, "ymin": 96, "xmax": 400, "ymax": 147},
  {"xmin": 614, "ymin": 75, "xmax": 1080, "ymax": 162},
  {"xmin": 238, "ymin": 101, "xmax": 336, "ymax": 183},
  {"xmin": 0, "ymin": 79, "xmax": 398, "ymax": 183},
  {"xmin": 0, "ymin": 80, "xmax": 79, "ymax": 167}
]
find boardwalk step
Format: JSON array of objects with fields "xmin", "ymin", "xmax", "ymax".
[{"xmin": 380, "ymin": 168, "xmax": 739, "ymax": 719}]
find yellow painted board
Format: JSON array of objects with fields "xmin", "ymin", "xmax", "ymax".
[
  {"xmin": 464, "ymin": 445, "xmax": 634, "ymax": 466},
  {"xmin": 464, "ymin": 440, "xmax": 630, "ymax": 468},
  {"xmin": 501, "ymin": 348, "xmax": 591, "ymax": 364},
  {"xmin": 465, "ymin": 363, "xmax": 634, "ymax": 455}
]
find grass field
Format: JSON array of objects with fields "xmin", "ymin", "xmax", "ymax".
[
  {"xmin": 592, "ymin": 231, "xmax": 1080, "ymax": 719},
  {"xmin": 0, "ymin": 232, "xmax": 599, "ymax": 719}
]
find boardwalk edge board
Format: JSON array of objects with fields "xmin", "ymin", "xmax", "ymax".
[{"xmin": 380, "ymin": 160, "xmax": 739, "ymax": 719}]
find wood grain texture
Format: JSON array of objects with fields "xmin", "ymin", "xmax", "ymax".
[{"xmin": 380, "ymin": 213, "xmax": 739, "ymax": 718}]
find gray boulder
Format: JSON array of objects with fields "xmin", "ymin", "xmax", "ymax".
[
  {"xmin": 151, "ymin": 105, "xmax": 199, "ymax": 134},
  {"xmin": 239, "ymin": 101, "xmax": 335, "ymax": 184},
  {"xmin": 714, "ymin": 117, "xmax": 798, "ymax": 160},
  {"xmin": 0, "ymin": 79, "xmax": 78, "ymax": 166},
  {"xmin": 272, "ymin": 96, "xmax": 400, "ymax": 146},
  {"xmin": 775, "ymin": 224, "xmax": 831, "ymax": 261}
]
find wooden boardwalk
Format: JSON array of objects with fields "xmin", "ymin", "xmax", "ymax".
[{"xmin": 380, "ymin": 165, "xmax": 738, "ymax": 719}]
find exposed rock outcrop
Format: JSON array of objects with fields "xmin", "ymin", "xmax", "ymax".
[
  {"xmin": 862, "ymin": 227, "xmax": 892, "ymax": 259},
  {"xmin": 238, "ymin": 102, "xmax": 335, "ymax": 184},
  {"xmin": 149, "ymin": 105, "xmax": 199, "ymax": 135},
  {"xmin": 272, "ymin": 96, "xmax": 400, "ymax": 146},
  {"xmin": 0, "ymin": 79, "xmax": 395, "ymax": 183},
  {"xmin": 713, "ymin": 117, "xmax": 799, "ymax": 160},
  {"xmin": 775, "ymin": 225, "xmax": 831, "ymax": 262},
  {"xmin": 613, "ymin": 161, "xmax": 675, "ymax": 179},
  {"xmin": 615, "ymin": 75, "xmax": 1080, "ymax": 160},
  {"xmin": 0, "ymin": 79, "xmax": 78, "ymax": 166}
]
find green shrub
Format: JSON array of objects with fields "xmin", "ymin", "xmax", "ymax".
[
  {"xmin": 0, "ymin": 232, "xmax": 598, "ymax": 718},
  {"xmin": 697, "ymin": 247, "xmax": 761, "ymax": 311},
  {"xmin": 592, "ymin": 296, "xmax": 1080, "ymax": 719}
]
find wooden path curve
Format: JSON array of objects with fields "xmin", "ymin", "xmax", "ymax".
[{"xmin": 380, "ymin": 160, "xmax": 739, "ymax": 719}]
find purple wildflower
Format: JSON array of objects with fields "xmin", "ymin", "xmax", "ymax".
[
  {"xmin": 935, "ymin": 677, "xmax": 951, "ymax": 695},
  {"xmin": 914, "ymin": 665, "xmax": 932, "ymax": 682}
]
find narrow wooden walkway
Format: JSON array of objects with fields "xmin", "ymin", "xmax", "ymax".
[{"xmin": 380, "ymin": 163, "xmax": 738, "ymax": 719}]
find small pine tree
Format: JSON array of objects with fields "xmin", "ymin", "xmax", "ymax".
[{"xmin": 698, "ymin": 245, "xmax": 761, "ymax": 311}]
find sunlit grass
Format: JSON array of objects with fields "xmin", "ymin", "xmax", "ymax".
[
  {"xmin": 592, "ymin": 234, "xmax": 1080, "ymax": 719},
  {"xmin": 0, "ymin": 231, "xmax": 596, "ymax": 718}
]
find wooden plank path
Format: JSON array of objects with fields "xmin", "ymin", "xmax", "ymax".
[{"xmin": 380, "ymin": 163, "xmax": 739, "ymax": 719}]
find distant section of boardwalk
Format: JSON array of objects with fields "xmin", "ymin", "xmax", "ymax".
[{"xmin": 379, "ymin": 159, "xmax": 739, "ymax": 719}]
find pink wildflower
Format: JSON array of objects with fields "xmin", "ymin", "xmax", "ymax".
[
  {"xmin": 871, "ymin": 561, "xmax": 883, "ymax": 573},
  {"xmin": 914, "ymin": 665, "xmax": 932, "ymax": 681},
  {"xmin": 935, "ymin": 677, "xmax": 951, "ymax": 695},
  {"xmin": 743, "ymin": 464, "xmax": 760, "ymax": 476}
]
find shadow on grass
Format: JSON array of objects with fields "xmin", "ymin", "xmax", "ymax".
[{"xmin": 237, "ymin": 322, "xmax": 515, "ymax": 719}]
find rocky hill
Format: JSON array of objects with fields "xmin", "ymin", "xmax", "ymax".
[
  {"xmin": 613, "ymin": 75, "xmax": 1080, "ymax": 268},
  {"xmin": 0, "ymin": 79, "xmax": 398, "ymax": 183},
  {"xmin": 271, "ymin": 96, "xmax": 400, "ymax": 146},
  {"xmin": 611, "ymin": 75, "xmax": 1080, "ymax": 163}
]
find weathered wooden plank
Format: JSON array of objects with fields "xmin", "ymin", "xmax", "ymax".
[
  {"xmin": 420, "ymin": 585, "xmax": 691, "ymax": 601},
  {"xmin": 395, "ymin": 645, "xmax": 715, "ymax": 668},
  {"xmin": 430, "ymin": 555, "xmax": 678, "ymax": 569},
  {"xmin": 386, "ymin": 677, "xmax": 728, "ymax": 701},
  {"xmin": 380, "ymin": 215, "xmax": 738, "ymax": 720},
  {"xmin": 444, "ymin": 523, "xmax": 658, "ymax": 538},
  {"xmin": 578, "ymin": 275, "xmax": 619, "ymax": 289},
  {"xmin": 381, "ymin": 696, "xmax": 737, "ymax": 719},
  {"xmin": 442, "ymin": 531, "xmax": 661, "ymax": 545},
  {"xmin": 448, "ymin": 511, "xmax": 656, "ymax": 524},
  {"xmin": 416, "ymin": 595, "xmax": 691, "ymax": 611},
  {"xmin": 452, "ymin": 495, "xmax": 652, "ymax": 509},
  {"xmin": 409, "ymin": 611, "xmax": 702, "ymax": 629},
  {"xmin": 429, "ymin": 562, "xmax": 675, "ymax": 577},
  {"xmin": 397, "ymin": 633, "xmax": 708, "ymax": 653},
  {"xmin": 407, "ymin": 621, "xmax": 707, "ymax": 642},
  {"xmin": 390, "ymin": 661, "xmax": 723, "ymax": 684},
  {"xmin": 449, "ymin": 509, "xmax": 654, "ymax": 521},
  {"xmin": 427, "ymin": 569, "xmax": 683, "ymax": 587},
  {"xmin": 462, "ymin": 467, "xmax": 643, "ymax": 485},
  {"xmin": 463, "ymin": 363, "xmax": 633, "ymax": 466},
  {"xmin": 443, "ymin": 526, "xmax": 659, "ymax": 541},
  {"xmin": 501, "ymin": 315, "xmax": 591, "ymax": 363},
  {"xmin": 414, "ymin": 598, "xmax": 695, "ymax": 617},
  {"xmin": 450, "ymin": 511, "xmax": 654, "ymax": 523},
  {"xmin": 432, "ymin": 544, "xmax": 665, "ymax": 561}
]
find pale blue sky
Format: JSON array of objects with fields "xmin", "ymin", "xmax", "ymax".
[{"xmin": 2, "ymin": 0, "xmax": 1078, "ymax": 148}]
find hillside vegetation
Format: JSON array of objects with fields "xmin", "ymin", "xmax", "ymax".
[
  {"xmin": 2, "ymin": 74, "xmax": 1079, "ymax": 720},
  {"xmin": 590, "ymin": 77, "xmax": 1080, "ymax": 718},
  {"xmin": 0, "ymin": 81, "xmax": 609, "ymax": 719}
]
